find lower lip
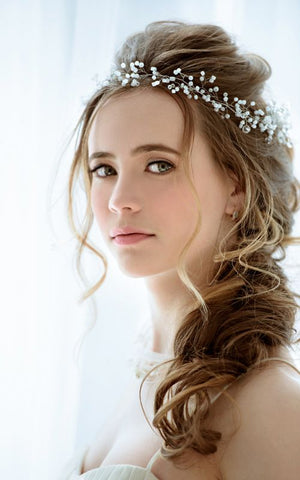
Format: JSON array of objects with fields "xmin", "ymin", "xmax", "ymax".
[{"xmin": 112, "ymin": 234, "xmax": 155, "ymax": 245}]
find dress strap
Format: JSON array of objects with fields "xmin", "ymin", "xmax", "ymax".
[
  {"xmin": 210, "ymin": 358, "xmax": 300, "ymax": 402},
  {"xmin": 146, "ymin": 447, "xmax": 162, "ymax": 471},
  {"xmin": 144, "ymin": 358, "xmax": 300, "ymax": 475},
  {"xmin": 145, "ymin": 385, "xmax": 232, "ymax": 473},
  {"xmin": 210, "ymin": 382, "xmax": 232, "ymax": 404},
  {"xmin": 253, "ymin": 356, "xmax": 300, "ymax": 376}
]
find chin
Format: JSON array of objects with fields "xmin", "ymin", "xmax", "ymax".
[
  {"xmin": 118, "ymin": 265, "xmax": 158, "ymax": 278},
  {"xmin": 117, "ymin": 261, "xmax": 180, "ymax": 279}
]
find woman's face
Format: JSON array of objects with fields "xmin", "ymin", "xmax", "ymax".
[{"xmin": 87, "ymin": 88, "xmax": 238, "ymax": 281}]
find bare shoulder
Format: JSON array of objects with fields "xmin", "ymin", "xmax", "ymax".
[{"xmin": 210, "ymin": 358, "xmax": 300, "ymax": 480}]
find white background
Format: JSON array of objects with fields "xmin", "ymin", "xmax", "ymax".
[{"xmin": 1, "ymin": 1, "xmax": 300, "ymax": 478}]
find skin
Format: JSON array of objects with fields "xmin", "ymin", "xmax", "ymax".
[
  {"xmin": 83, "ymin": 87, "xmax": 300, "ymax": 480},
  {"xmin": 87, "ymin": 88, "xmax": 244, "ymax": 354}
]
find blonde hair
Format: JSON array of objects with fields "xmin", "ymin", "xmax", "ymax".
[{"xmin": 67, "ymin": 21, "xmax": 300, "ymax": 463}]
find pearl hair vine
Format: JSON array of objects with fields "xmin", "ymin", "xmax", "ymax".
[{"xmin": 97, "ymin": 60, "xmax": 292, "ymax": 148}]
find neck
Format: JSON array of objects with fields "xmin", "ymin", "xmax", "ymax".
[{"xmin": 144, "ymin": 269, "xmax": 196, "ymax": 355}]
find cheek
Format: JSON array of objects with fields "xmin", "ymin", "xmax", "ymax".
[
  {"xmin": 194, "ymin": 177, "xmax": 229, "ymax": 247},
  {"xmin": 194, "ymin": 163, "xmax": 228, "ymax": 214},
  {"xmin": 159, "ymin": 183, "xmax": 200, "ymax": 239},
  {"xmin": 91, "ymin": 185, "xmax": 107, "ymax": 226}
]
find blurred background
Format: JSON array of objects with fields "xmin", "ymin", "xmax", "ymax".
[{"xmin": 1, "ymin": 0, "xmax": 300, "ymax": 478}]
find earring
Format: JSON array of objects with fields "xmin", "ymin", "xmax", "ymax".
[{"xmin": 232, "ymin": 210, "xmax": 239, "ymax": 220}]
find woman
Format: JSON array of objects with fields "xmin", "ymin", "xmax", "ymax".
[{"xmin": 62, "ymin": 21, "xmax": 300, "ymax": 479}]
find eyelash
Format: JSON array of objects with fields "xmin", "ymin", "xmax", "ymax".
[{"xmin": 89, "ymin": 160, "xmax": 175, "ymax": 178}]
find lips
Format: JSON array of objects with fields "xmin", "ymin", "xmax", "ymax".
[
  {"xmin": 113, "ymin": 233, "xmax": 154, "ymax": 245},
  {"xmin": 110, "ymin": 225, "xmax": 154, "ymax": 238}
]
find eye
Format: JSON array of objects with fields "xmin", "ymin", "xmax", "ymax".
[
  {"xmin": 89, "ymin": 164, "xmax": 116, "ymax": 177},
  {"xmin": 88, "ymin": 160, "xmax": 174, "ymax": 178},
  {"xmin": 147, "ymin": 160, "xmax": 174, "ymax": 174}
]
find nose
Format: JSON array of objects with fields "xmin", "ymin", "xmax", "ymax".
[{"xmin": 108, "ymin": 175, "xmax": 143, "ymax": 214}]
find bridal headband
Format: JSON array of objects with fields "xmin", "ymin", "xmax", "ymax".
[{"xmin": 96, "ymin": 60, "xmax": 292, "ymax": 148}]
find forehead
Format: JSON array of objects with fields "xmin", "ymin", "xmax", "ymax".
[{"xmin": 88, "ymin": 88, "xmax": 185, "ymax": 152}]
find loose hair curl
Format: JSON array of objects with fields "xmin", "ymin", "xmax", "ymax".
[{"xmin": 66, "ymin": 21, "xmax": 300, "ymax": 465}]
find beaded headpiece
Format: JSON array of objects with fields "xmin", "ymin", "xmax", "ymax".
[{"xmin": 96, "ymin": 60, "xmax": 292, "ymax": 148}]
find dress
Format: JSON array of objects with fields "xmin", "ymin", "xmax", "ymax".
[
  {"xmin": 59, "ymin": 319, "xmax": 300, "ymax": 479},
  {"xmin": 59, "ymin": 319, "xmax": 165, "ymax": 479},
  {"xmin": 59, "ymin": 445, "xmax": 161, "ymax": 479},
  {"xmin": 58, "ymin": 384, "xmax": 230, "ymax": 480}
]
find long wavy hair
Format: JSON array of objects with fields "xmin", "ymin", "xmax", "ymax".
[{"xmin": 67, "ymin": 21, "xmax": 300, "ymax": 464}]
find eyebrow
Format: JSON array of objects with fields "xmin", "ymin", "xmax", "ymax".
[{"xmin": 88, "ymin": 143, "xmax": 181, "ymax": 165}]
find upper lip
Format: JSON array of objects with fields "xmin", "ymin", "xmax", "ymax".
[{"xmin": 110, "ymin": 226, "xmax": 154, "ymax": 238}]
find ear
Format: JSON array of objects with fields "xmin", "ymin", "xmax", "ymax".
[{"xmin": 224, "ymin": 171, "xmax": 245, "ymax": 217}]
